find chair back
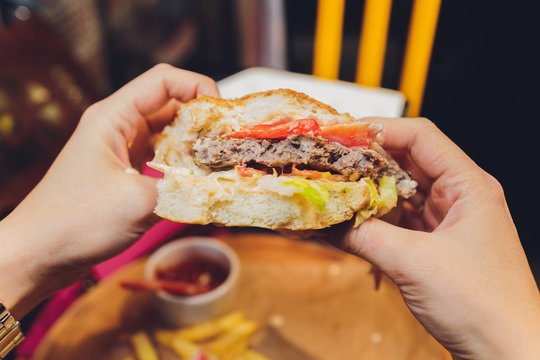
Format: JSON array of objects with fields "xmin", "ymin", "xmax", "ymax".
[{"xmin": 313, "ymin": 0, "xmax": 442, "ymax": 117}]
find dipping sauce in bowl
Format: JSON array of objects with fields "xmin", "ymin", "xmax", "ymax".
[
  {"xmin": 145, "ymin": 237, "xmax": 240, "ymax": 326},
  {"xmin": 154, "ymin": 255, "xmax": 229, "ymax": 296}
]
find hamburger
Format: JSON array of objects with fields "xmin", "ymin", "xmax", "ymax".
[{"xmin": 149, "ymin": 89, "xmax": 416, "ymax": 230}]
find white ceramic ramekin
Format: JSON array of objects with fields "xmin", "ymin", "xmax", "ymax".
[{"xmin": 144, "ymin": 237, "xmax": 240, "ymax": 327}]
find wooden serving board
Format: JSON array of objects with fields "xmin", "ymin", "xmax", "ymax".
[{"xmin": 34, "ymin": 233, "xmax": 451, "ymax": 360}]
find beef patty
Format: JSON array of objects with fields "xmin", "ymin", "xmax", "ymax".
[{"xmin": 193, "ymin": 135, "xmax": 416, "ymax": 198}]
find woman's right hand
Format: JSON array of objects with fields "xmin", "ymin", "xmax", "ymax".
[{"xmin": 325, "ymin": 117, "xmax": 540, "ymax": 359}]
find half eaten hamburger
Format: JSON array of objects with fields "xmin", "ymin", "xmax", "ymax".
[{"xmin": 149, "ymin": 89, "xmax": 416, "ymax": 230}]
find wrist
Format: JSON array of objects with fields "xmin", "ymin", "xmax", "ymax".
[
  {"xmin": 0, "ymin": 220, "xmax": 44, "ymax": 319},
  {"xmin": 0, "ymin": 209, "xmax": 68, "ymax": 318},
  {"xmin": 0, "ymin": 199, "xmax": 96, "ymax": 319},
  {"xmin": 469, "ymin": 302, "xmax": 540, "ymax": 360},
  {"xmin": 493, "ymin": 312, "xmax": 540, "ymax": 360},
  {"xmin": 0, "ymin": 302, "xmax": 25, "ymax": 358}
]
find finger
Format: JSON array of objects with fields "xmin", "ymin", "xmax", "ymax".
[
  {"xmin": 101, "ymin": 64, "xmax": 219, "ymax": 127},
  {"xmin": 146, "ymin": 99, "xmax": 181, "ymax": 133},
  {"xmin": 310, "ymin": 219, "xmax": 353, "ymax": 244},
  {"xmin": 330, "ymin": 218, "xmax": 428, "ymax": 280},
  {"xmin": 422, "ymin": 175, "xmax": 461, "ymax": 231},
  {"xmin": 122, "ymin": 64, "xmax": 219, "ymax": 116},
  {"xmin": 408, "ymin": 191, "xmax": 426, "ymax": 209},
  {"xmin": 378, "ymin": 201, "xmax": 403, "ymax": 225},
  {"xmin": 126, "ymin": 100, "xmax": 181, "ymax": 169},
  {"xmin": 363, "ymin": 117, "xmax": 479, "ymax": 181},
  {"xmin": 388, "ymin": 150, "xmax": 433, "ymax": 192},
  {"xmin": 126, "ymin": 96, "xmax": 179, "ymax": 164},
  {"xmin": 114, "ymin": 173, "xmax": 163, "ymax": 242},
  {"xmin": 128, "ymin": 172, "xmax": 159, "ymax": 217},
  {"xmin": 422, "ymin": 197, "xmax": 442, "ymax": 231},
  {"xmin": 400, "ymin": 201, "xmax": 427, "ymax": 231}
]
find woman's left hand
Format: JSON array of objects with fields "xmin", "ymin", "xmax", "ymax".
[{"xmin": 0, "ymin": 64, "xmax": 219, "ymax": 317}]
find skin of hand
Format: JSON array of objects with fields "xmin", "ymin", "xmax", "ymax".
[
  {"xmin": 323, "ymin": 118, "xmax": 540, "ymax": 360},
  {"xmin": 0, "ymin": 64, "xmax": 219, "ymax": 318}
]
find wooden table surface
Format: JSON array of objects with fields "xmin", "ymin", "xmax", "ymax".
[{"xmin": 34, "ymin": 233, "xmax": 451, "ymax": 360}]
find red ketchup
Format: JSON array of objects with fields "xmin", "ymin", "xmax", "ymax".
[{"xmin": 155, "ymin": 256, "xmax": 229, "ymax": 296}]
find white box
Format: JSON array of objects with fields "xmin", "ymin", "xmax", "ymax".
[{"xmin": 218, "ymin": 67, "xmax": 406, "ymax": 119}]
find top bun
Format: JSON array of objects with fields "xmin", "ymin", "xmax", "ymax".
[{"xmin": 149, "ymin": 89, "xmax": 371, "ymax": 230}]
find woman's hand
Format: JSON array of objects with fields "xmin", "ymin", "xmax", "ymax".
[
  {"xmin": 0, "ymin": 64, "xmax": 219, "ymax": 318},
  {"xmin": 325, "ymin": 118, "xmax": 540, "ymax": 360}
]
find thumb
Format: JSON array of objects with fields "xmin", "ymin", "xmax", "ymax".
[
  {"xmin": 329, "ymin": 218, "xmax": 428, "ymax": 280},
  {"xmin": 123, "ymin": 172, "xmax": 161, "ymax": 227},
  {"xmin": 136, "ymin": 173, "xmax": 159, "ymax": 206}
]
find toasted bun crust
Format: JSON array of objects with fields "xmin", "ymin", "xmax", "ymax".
[{"xmin": 150, "ymin": 89, "xmax": 370, "ymax": 230}]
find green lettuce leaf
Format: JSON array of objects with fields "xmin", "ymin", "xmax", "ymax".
[
  {"xmin": 376, "ymin": 175, "xmax": 398, "ymax": 216},
  {"xmin": 354, "ymin": 176, "xmax": 397, "ymax": 227},
  {"xmin": 283, "ymin": 178, "xmax": 331, "ymax": 213}
]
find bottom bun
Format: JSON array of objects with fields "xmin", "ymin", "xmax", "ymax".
[{"xmin": 153, "ymin": 168, "xmax": 370, "ymax": 230}]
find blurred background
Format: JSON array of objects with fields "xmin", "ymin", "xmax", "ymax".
[{"xmin": 1, "ymin": 0, "xmax": 539, "ymax": 285}]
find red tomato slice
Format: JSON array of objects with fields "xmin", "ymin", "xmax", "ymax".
[
  {"xmin": 320, "ymin": 122, "xmax": 371, "ymax": 148},
  {"xmin": 235, "ymin": 165, "xmax": 267, "ymax": 177},
  {"xmin": 225, "ymin": 119, "xmax": 372, "ymax": 148},
  {"xmin": 224, "ymin": 119, "xmax": 321, "ymax": 139},
  {"xmin": 290, "ymin": 164, "xmax": 348, "ymax": 181}
]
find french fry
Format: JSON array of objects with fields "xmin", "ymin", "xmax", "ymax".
[
  {"xmin": 219, "ymin": 339, "xmax": 249, "ymax": 360},
  {"xmin": 214, "ymin": 312, "xmax": 246, "ymax": 330},
  {"xmin": 178, "ymin": 311, "xmax": 245, "ymax": 342},
  {"xmin": 206, "ymin": 320, "xmax": 258, "ymax": 357},
  {"xmin": 130, "ymin": 332, "xmax": 159, "ymax": 360},
  {"xmin": 242, "ymin": 350, "xmax": 271, "ymax": 360},
  {"xmin": 169, "ymin": 336, "xmax": 202, "ymax": 359},
  {"xmin": 155, "ymin": 311, "xmax": 245, "ymax": 346},
  {"xmin": 154, "ymin": 329, "xmax": 175, "ymax": 347},
  {"xmin": 152, "ymin": 312, "xmax": 267, "ymax": 359},
  {"xmin": 123, "ymin": 355, "xmax": 136, "ymax": 360},
  {"xmin": 229, "ymin": 339, "xmax": 248, "ymax": 354}
]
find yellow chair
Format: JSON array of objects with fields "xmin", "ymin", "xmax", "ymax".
[{"xmin": 313, "ymin": 0, "xmax": 441, "ymax": 117}]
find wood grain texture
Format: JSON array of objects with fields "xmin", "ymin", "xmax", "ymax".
[{"xmin": 34, "ymin": 233, "xmax": 451, "ymax": 360}]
